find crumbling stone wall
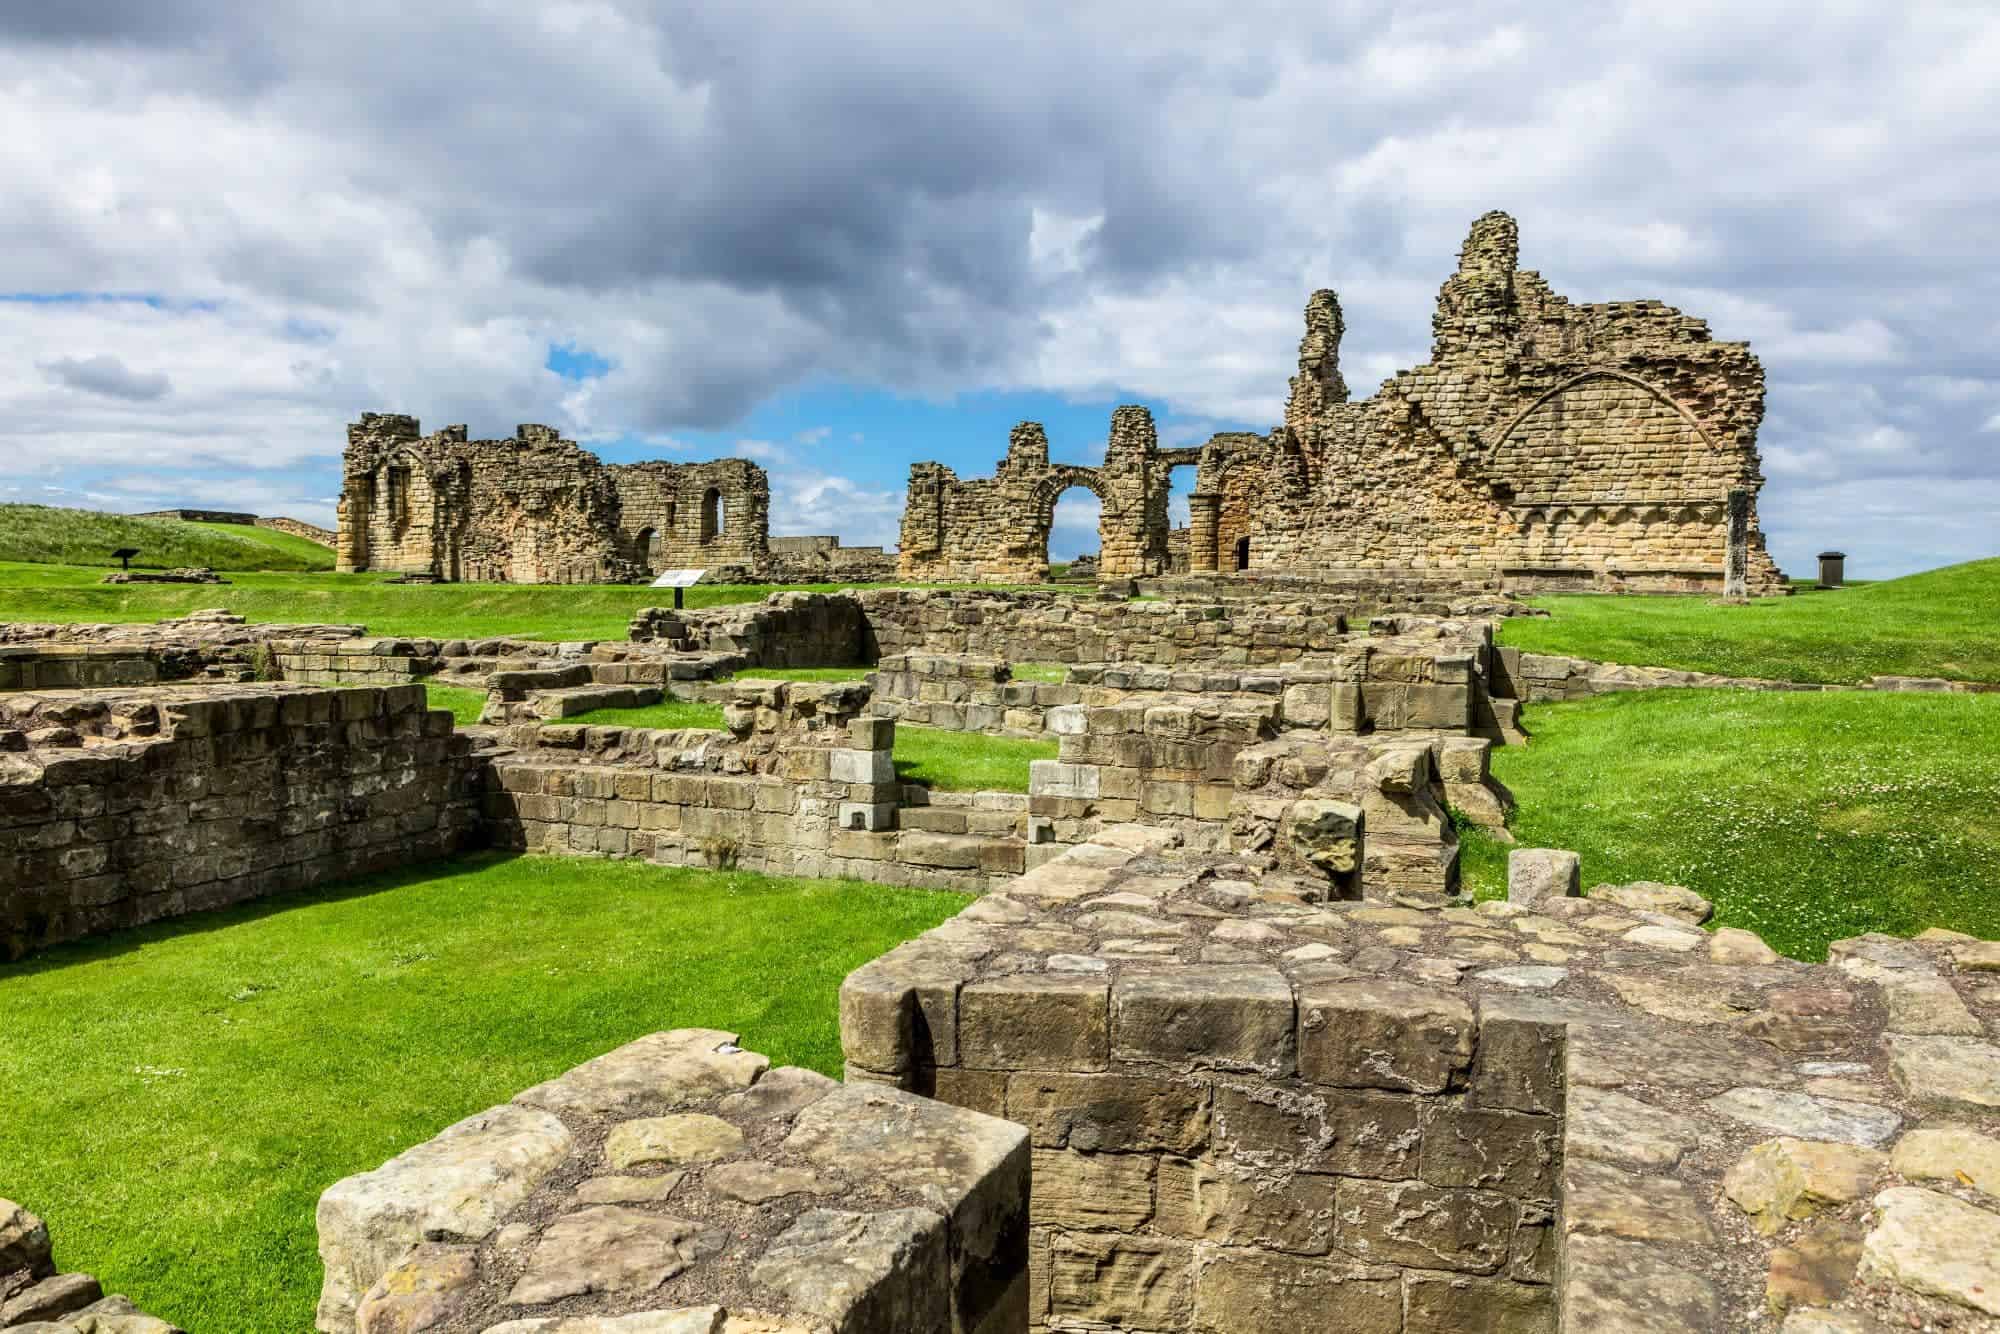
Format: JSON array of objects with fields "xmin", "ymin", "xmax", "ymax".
[
  {"xmin": 899, "ymin": 411, "xmax": 1202, "ymax": 582},
  {"xmin": 900, "ymin": 212, "xmax": 1787, "ymax": 595},
  {"xmin": 0, "ymin": 683, "xmax": 480, "ymax": 959},
  {"xmin": 335, "ymin": 414, "xmax": 772, "ymax": 583}
]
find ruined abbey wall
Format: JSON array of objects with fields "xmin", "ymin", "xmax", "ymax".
[
  {"xmin": 335, "ymin": 415, "xmax": 770, "ymax": 583},
  {"xmin": 899, "ymin": 212, "xmax": 1787, "ymax": 595}
]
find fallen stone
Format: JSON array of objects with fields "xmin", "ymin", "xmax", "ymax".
[
  {"xmin": 715, "ymin": 1066, "xmax": 836, "ymax": 1122},
  {"xmin": 1889, "ymin": 1124, "xmax": 2000, "ymax": 1198},
  {"xmin": 1600, "ymin": 972, "xmax": 1745, "ymax": 1025},
  {"xmin": 1885, "ymin": 1034, "xmax": 2000, "ymax": 1110},
  {"xmin": 1507, "ymin": 849, "xmax": 1579, "ymax": 907},
  {"xmin": 1859, "ymin": 1186, "xmax": 2000, "ymax": 1317},
  {"xmin": 1711, "ymin": 926, "xmax": 1781, "ymax": 965},
  {"xmin": 1706, "ymin": 1087, "xmax": 1902, "ymax": 1147},
  {"xmin": 506, "ymin": 1206, "xmax": 705, "ymax": 1306},
  {"xmin": 604, "ymin": 1115, "xmax": 744, "ymax": 1169},
  {"xmin": 1589, "ymin": 881, "xmax": 1714, "ymax": 925}
]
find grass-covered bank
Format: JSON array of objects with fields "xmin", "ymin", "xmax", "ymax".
[
  {"xmin": 1499, "ymin": 557, "xmax": 2000, "ymax": 684},
  {"xmin": 894, "ymin": 724, "xmax": 1057, "ymax": 792},
  {"xmin": 0, "ymin": 853, "xmax": 966, "ymax": 1332},
  {"xmin": 1458, "ymin": 689, "xmax": 2000, "ymax": 959},
  {"xmin": 0, "ymin": 503, "xmax": 334, "ymax": 571}
]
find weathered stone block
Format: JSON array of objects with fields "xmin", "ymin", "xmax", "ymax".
[
  {"xmin": 1111, "ymin": 965, "xmax": 1297, "ymax": 1075},
  {"xmin": 1299, "ymin": 980, "xmax": 1475, "ymax": 1093},
  {"xmin": 961, "ymin": 974, "xmax": 1109, "ymax": 1071},
  {"xmin": 1507, "ymin": 848, "xmax": 1580, "ymax": 906}
]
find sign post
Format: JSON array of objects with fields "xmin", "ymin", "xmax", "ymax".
[
  {"xmin": 650, "ymin": 568, "xmax": 706, "ymax": 610},
  {"xmin": 110, "ymin": 547, "xmax": 140, "ymax": 571}
]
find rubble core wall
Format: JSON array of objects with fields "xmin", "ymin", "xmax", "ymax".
[
  {"xmin": 897, "ymin": 211, "xmax": 1788, "ymax": 596},
  {"xmin": 0, "ymin": 684, "xmax": 481, "ymax": 958}
]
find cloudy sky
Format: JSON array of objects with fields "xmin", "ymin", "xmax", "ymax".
[{"xmin": 5, "ymin": 1, "xmax": 1996, "ymax": 575}]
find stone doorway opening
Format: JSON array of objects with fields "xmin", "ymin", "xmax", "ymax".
[
  {"xmin": 1235, "ymin": 534, "xmax": 1252, "ymax": 570},
  {"xmin": 1046, "ymin": 483, "xmax": 1102, "ymax": 577}
]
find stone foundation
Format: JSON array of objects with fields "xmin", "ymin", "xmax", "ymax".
[
  {"xmin": 842, "ymin": 831, "xmax": 2000, "ymax": 1333},
  {"xmin": 314, "ymin": 1029, "xmax": 1029, "ymax": 1333}
]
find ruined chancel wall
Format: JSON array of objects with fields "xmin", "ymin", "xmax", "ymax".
[
  {"xmin": 336, "ymin": 415, "xmax": 771, "ymax": 583},
  {"xmin": 900, "ymin": 212, "xmax": 1786, "ymax": 594}
]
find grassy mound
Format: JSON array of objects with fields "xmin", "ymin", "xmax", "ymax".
[
  {"xmin": 1459, "ymin": 688, "xmax": 2000, "ymax": 959},
  {"xmin": 187, "ymin": 520, "xmax": 336, "ymax": 568},
  {"xmin": 0, "ymin": 853, "xmax": 966, "ymax": 1332},
  {"xmin": 0, "ymin": 504, "xmax": 334, "ymax": 571},
  {"xmin": 1499, "ymin": 557, "xmax": 2000, "ymax": 683}
]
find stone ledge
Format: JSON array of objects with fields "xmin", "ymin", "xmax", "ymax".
[{"xmin": 314, "ymin": 1029, "xmax": 1028, "ymax": 1334}]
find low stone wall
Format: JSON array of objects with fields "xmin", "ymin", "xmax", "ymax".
[
  {"xmin": 871, "ymin": 653, "xmax": 1084, "ymax": 737},
  {"xmin": 628, "ymin": 591, "xmax": 869, "ymax": 667},
  {"xmin": 482, "ymin": 684, "xmax": 1041, "ymax": 893},
  {"xmin": 314, "ymin": 1028, "xmax": 1029, "ymax": 1333},
  {"xmin": 0, "ymin": 683, "xmax": 481, "ymax": 959},
  {"xmin": 0, "ymin": 1198, "xmax": 182, "ymax": 1331},
  {"xmin": 0, "ymin": 644, "xmax": 159, "ymax": 691},
  {"xmin": 843, "ymin": 831, "xmax": 2000, "ymax": 1333},
  {"xmin": 851, "ymin": 589, "xmax": 1361, "ymax": 666}
]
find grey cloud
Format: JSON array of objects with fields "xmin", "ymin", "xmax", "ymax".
[{"xmin": 38, "ymin": 354, "xmax": 171, "ymax": 401}]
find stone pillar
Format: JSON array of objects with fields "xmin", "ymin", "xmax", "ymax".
[
  {"xmin": 1723, "ymin": 489, "xmax": 1750, "ymax": 602},
  {"xmin": 1188, "ymin": 492, "xmax": 1220, "ymax": 573},
  {"xmin": 1817, "ymin": 550, "xmax": 1847, "ymax": 589}
]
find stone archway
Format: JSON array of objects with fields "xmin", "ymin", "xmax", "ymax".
[{"xmin": 1024, "ymin": 466, "xmax": 1110, "ymax": 579}]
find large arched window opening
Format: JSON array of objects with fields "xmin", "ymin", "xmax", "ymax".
[
  {"xmin": 700, "ymin": 488, "xmax": 724, "ymax": 544},
  {"xmin": 1164, "ymin": 463, "xmax": 1198, "ymax": 573},
  {"xmin": 1046, "ymin": 484, "xmax": 1101, "ymax": 576}
]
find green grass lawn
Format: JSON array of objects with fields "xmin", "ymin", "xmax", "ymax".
[
  {"xmin": 0, "ymin": 560, "xmax": 1098, "ymax": 642},
  {"xmin": 1009, "ymin": 662, "xmax": 1069, "ymax": 683},
  {"xmin": 420, "ymin": 682, "xmax": 490, "ymax": 725},
  {"xmin": 0, "ymin": 852, "xmax": 966, "ymax": 1332},
  {"xmin": 893, "ymin": 724, "xmax": 1057, "ymax": 792},
  {"xmin": 1458, "ymin": 689, "xmax": 2000, "ymax": 959},
  {"xmin": 1500, "ymin": 557, "xmax": 2000, "ymax": 684},
  {"xmin": 563, "ymin": 696, "xmax": 727, "ymax": 729},
  {"xmin": 0, "ymin": 563, "xmax": 870, "ymax": 641},
  {"xmin": 0, "ymin": 503, "xmax": 333, "ymax": 572}
]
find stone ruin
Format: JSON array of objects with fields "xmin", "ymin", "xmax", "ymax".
[
  {"xmin": 899, "ymin": 211, "xmax": 1788, "ymax": 596},
  {"xmin": 336, "ymin": 416, "xmax": 775, "ymax": 584},
  {"xmin": 3, "ymin": 587, "xmax": 1997, "ymax": 1333}
]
